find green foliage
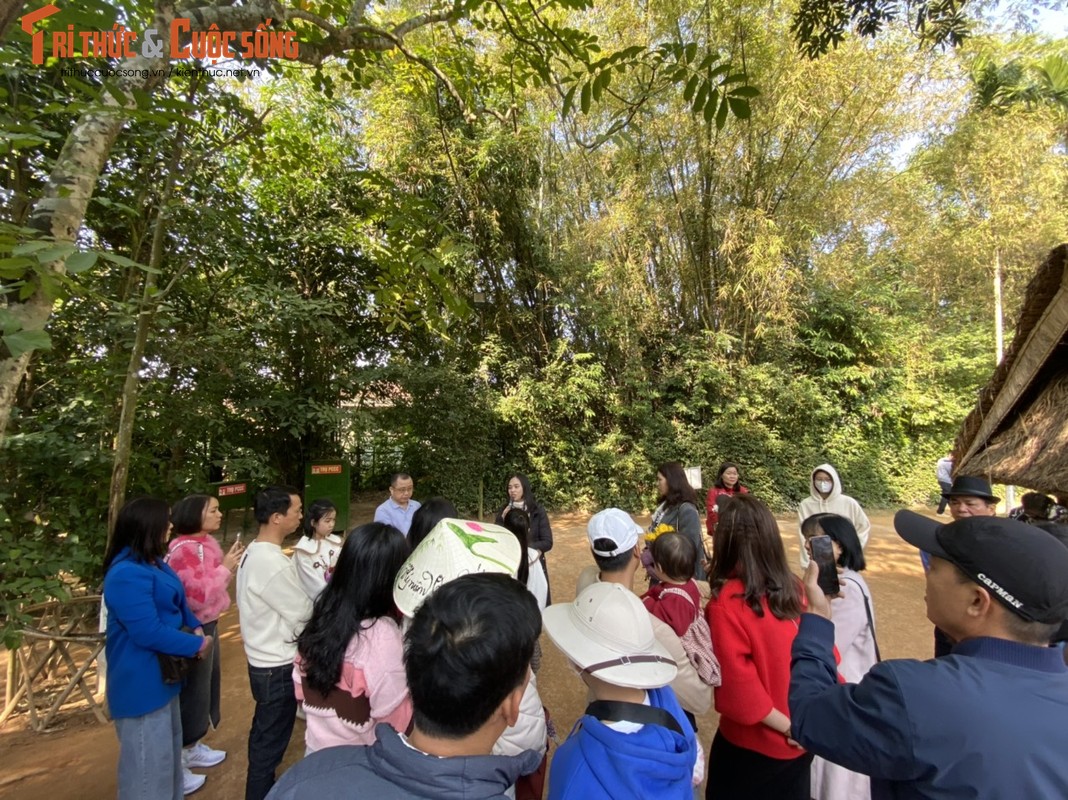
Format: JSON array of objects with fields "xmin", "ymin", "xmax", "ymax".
[{"xmin": 2, "ymin": 0, "xmax": 1064, "ymax": 650}]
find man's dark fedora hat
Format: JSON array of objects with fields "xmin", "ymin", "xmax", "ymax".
[{"xmin": 941, "ymin": 475, "xmax": 1000, "ymax": 503}]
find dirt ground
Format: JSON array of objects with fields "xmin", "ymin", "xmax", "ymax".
[{"xmin": 0, "ymin": 505, "xmax": 933, "ymax": 798}]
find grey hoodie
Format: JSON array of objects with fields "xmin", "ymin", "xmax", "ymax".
[
  {"xmin": 796, "ymin": 463, "xmax": 871, "ymax": 568},
  {"xmin": 267, "ymin": 724, "xmax": 542, "ymax": 800}
]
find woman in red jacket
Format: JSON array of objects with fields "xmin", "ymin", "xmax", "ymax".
[
  {"xmin": 705, "ymin": 461, "xmax": 749, "ymax": 540},
  {"xmin": 704, "ymin": 493, "xmax": 811, "ymax": 800}
]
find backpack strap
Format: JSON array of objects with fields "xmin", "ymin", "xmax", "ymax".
[
  {"xmin": 165, "ymin": 538, "xmax": 205, "ymax": 565},
  {"xmin": 585, "ymin": 700, "xmax": 684, "ymax": 736},
  {"xmin": 660, "ymin": 586, "xmax": 700, "ymax": 624},
  {"xmin": 660, "ymin": 586, "xmax": 695, "ymax": 606},
  {"xmin": 841, "ymin": 575, "xmax": 881, "ymax": 662}
]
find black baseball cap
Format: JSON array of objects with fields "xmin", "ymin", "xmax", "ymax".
[{"xmin": 895, "ymin": 510, "xmax": 1068, "ymax": 624}]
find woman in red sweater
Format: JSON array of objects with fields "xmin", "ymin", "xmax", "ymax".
[
  {"xmin": 705, "ymin": 461, "xmax": 749, "ymax": 540},
  {"xmin": 704, "ymin": 493, "xmax": 811, "ymax": 799}
]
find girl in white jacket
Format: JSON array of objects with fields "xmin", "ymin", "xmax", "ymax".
[{"xmin": 797, "ymin": 463, "xmax": 870, "ymax": 568}]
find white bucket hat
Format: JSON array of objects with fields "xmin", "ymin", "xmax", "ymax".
[
  {"xmin": 393, "ymin": 518, "xmax": 521, "ymax": 618},
  {"xmin": 543, "ymin": 583, "xmax": 677, "ymax": 689}
]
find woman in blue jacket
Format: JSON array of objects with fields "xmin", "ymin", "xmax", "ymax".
[{"xmin": 103, "ymin": 497, "xmax": 210, "ymax": 800}]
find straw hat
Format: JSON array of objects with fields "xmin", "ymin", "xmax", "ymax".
[{"xmin": 393, "ymin": 518, "xmax": 522, "ymax": 618}]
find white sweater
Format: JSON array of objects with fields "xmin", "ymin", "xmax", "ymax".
[{"xmin": 237, "ymin": 541, "xmax": 313, "ymax": 667}]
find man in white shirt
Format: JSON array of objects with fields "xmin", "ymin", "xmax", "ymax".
[
  {"xmin": 237, "ymin": 486, "xmax": 312, "ymax": 800},
  {"xmin": 935, "ymin": 454, "xmax": 954, "ymax": 515}
]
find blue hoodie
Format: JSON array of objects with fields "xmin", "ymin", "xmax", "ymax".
[{"xmin": 548, "ymin": 686, "xmax": 695, "ymax": 800}]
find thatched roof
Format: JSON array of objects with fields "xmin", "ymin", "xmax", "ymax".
[{"xmin": 954, "ymin": 244, "xmax": 1068, "ymax": 495}]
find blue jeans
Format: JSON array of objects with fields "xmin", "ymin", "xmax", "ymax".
[
  {"xmin": 115, "ymin": 694, "xmax": 182, "ymax": 800},
  {"xmin": 245, "ymin": 662, "xmax": 297, "ymax": 800}
]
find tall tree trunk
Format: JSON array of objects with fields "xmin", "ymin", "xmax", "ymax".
[
  {"xmin": 108, "ymin": 272, "xmax": 159, "ymax": 535},
  {"xmin": 0, "ymin": 0, "xmax": 26, "ymax": 42},
  {"xmin": 0, "ymin": 350, "xmax": 32, "ymax": 438},
  {"xmin": 0, "ymin": 0, "xmax": 282, "ymax": 442},
  {"xmin": 106, "ymin": 82, "xmax": 194, "ymax": 535}
]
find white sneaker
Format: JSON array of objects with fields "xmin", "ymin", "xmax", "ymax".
[
  {"xmin": 183, "ymin": 741, "xmax": 227, "ymax": 768},
  {"xmin": 182, "ymin": 768, "xmax": 206, "ymax": 796}
]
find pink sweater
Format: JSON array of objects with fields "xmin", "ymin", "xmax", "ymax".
[
  {"xmin": 167, "ymin": 534, "xmax": 231, "ymax": 623},
  {"xmin": 294, "ymin": 617, "xmax": 413, "ymax": 753}
]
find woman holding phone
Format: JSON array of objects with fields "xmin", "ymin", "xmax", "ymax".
[
  {"xmin": 167, "ymin": 493, "xmax": 243, "ymax": 790},
  {"xmin": 800, "ymin": 513, "xmax": 877, "ymax": 800}
]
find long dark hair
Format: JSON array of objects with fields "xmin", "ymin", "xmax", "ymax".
[
  {"xmin": 103, "ymin": 497, "xmax": 171, "ymax": 573},
  {"xmin": 501, "ymin": 472, "xmax": 542, "ymax": 514},
  {"xmin": 500, "ymin": 509, "xmax": 531, "ymax": 586},
  {"xmin": 709, "ymin": 494, "xmax": 802, "ymax": 619},
  {"xmin": 409, "ymin": 497, "xmax": 458, "ymax": 549},
  {"xmin": 657, "ymin": 461, "xmax": 699, "ymax": 508},
  {"xmin": 801, "ymin": 513, "xmax": 866, "ymax": 571},
  {"xmin": 304, "ymin": 498, "xmax": 338, "ymax": 537},
  {"xmin": 714, "ymin": 462, "xmax": 744, "ymax": 491},
  {"xmin": 505, "ymin": 473, "xmax": 539, "ymax": 510},
  {"xmin": 296, "ymin": 522, "xmax": 410, "ymax": 695}
]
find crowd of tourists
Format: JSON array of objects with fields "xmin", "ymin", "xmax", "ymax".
[{"xmin": 100, "ymin": 461, "xmax": 1068, "ymax": 800}]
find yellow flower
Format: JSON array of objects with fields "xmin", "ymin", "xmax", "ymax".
[{"xmin": 644, "ymin": 523, "xmax": 676, "ymax": 543}]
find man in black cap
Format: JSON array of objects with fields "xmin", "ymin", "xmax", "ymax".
[
  {"xmin": 928, "ymin": 476, "xmax": 1000, "ymax": 655},
  {"xmin": 788, "ymin": 513, "xmax": 1068, "ymax": 799}
]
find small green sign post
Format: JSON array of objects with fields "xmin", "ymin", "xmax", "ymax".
[
  {"xmin": 210, "ymin": 480, "xmax": 252, "ymax": 542},
  {"xmin": 304, "ymin": 459, "xmax": 351, "ymax": 532}
]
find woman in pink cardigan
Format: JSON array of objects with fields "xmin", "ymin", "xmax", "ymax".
[
  {"xmin": 167, "ymin": 494, "xmax": 244, "ymax": 786},
  {"xmin": 293, "ymin": 522, "xmax": 413, "ymax": 753}
]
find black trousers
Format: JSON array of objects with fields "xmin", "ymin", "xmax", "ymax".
[
  {"xmin": 706, "ymin": 730, "xmax": 813, "ymax": 800},
  {"xmin": 179, "ymin": 619, "xmax": 221, "ymax": 746}
]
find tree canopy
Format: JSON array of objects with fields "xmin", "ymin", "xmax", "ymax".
[{"xmin": 1, "ymin": 0, "xmax": 1066, "ymax": 642}]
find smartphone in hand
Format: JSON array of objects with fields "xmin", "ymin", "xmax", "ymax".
[{"xmin": 810, "ymin": 535, "xmax": 840, "ymax": 596}]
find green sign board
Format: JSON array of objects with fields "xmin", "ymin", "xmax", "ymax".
[
  {"xmin": 212, "ymin": 480, "xmax": 251, "ymax": 512},
  {"xmin": 210, "ymin": 480, "xmax": 253, "ymax": 542},
  {"xmin": 304, "ymin": 459, "xmax": 351, "ymax": 532}
]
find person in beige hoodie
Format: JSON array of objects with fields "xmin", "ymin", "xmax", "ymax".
[{"xmin": 797, "ymin": 464, "xmax": 870, "ymax": 568}]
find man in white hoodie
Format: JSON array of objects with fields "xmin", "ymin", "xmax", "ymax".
[{"xmin": 797, "ymin": 464, "xmax": 871, "ymax": 568}]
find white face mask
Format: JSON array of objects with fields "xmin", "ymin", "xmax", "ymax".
[{"xmin": 816, "ymin": 480, "xmax": 833, "ymax": 494}]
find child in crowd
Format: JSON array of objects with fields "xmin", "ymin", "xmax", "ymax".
[
  {"xmin": 544, "ymin": 582, "xmax": 699, "ymax": 798},
  {"xmin": 293, "ymin": 499, "xmax": 343, "ymax": 600},
  {"xmin": 800, "ymin": 513, "xmax": 877, "ymax": 800},
  {"xmin": 293, "ymin": 522, "xmax": 412, "ymax": 754},
  {"xmin": 642, "ymin": 533, "xmax": 702, "ymax": 638},
  {"xmin": 500, "ymin": 508, "xmax": 550, "ymax": 611}
]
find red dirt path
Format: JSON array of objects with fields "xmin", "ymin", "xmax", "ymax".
[{"xmin": 0, "ymin": 507, "xmax": 933, "ymax": 798}]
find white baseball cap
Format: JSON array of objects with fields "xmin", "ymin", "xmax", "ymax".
[
  {"xmin": 543, "ymin": 582, "xmax": 677, "ymax": 689},
  {"xmin": 586, "ymin": 508, "xmax": 642, "ymax": 557}
]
